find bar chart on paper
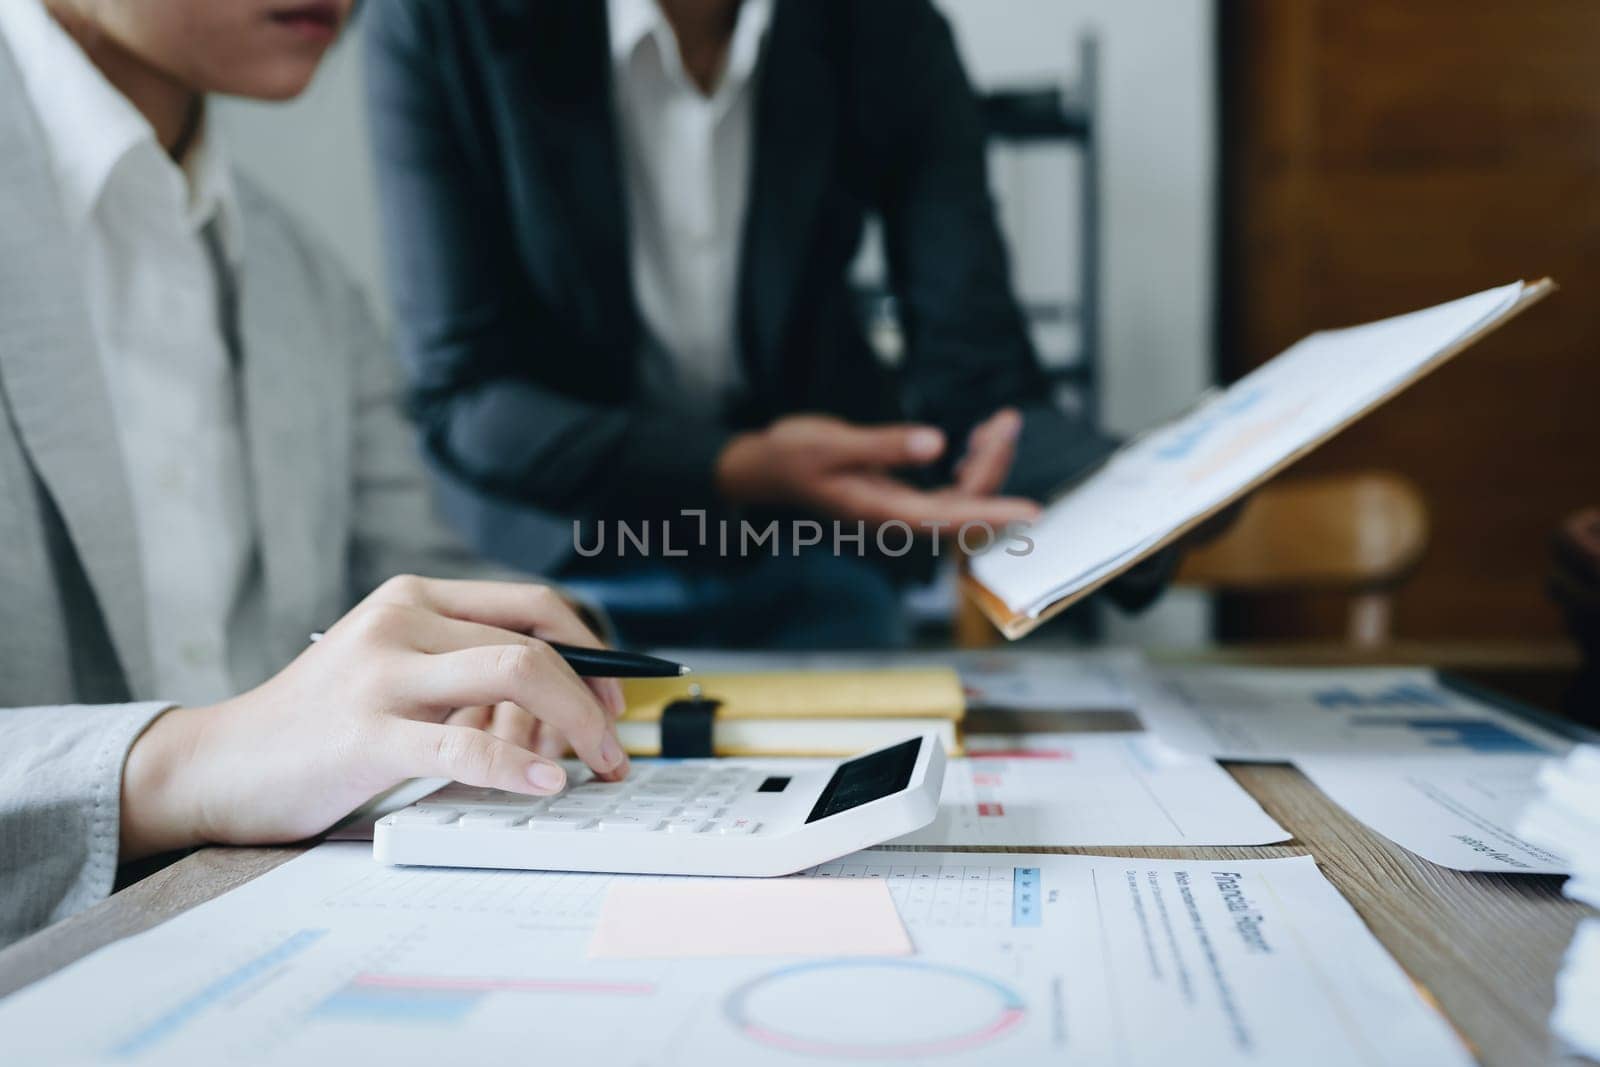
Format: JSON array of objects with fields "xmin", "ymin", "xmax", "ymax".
[
  {"xmin": 310, "ymin": 973, "xmax": 657, "ymax": 1025},
  {"xmin": 1141, "ymin": 666, "xmax": 1568, "ymax": 760}
]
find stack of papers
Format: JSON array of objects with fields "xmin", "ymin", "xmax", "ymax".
[
  {"xmin": 1141, "ymin": 665, "xmax": 1576, "ymax": 873},
  {"xmin": 1516, "ymin": 746, "xmax": 1600, "ymax": 1058}
]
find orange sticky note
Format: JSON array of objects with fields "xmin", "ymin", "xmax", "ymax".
[{"xmin": 588, "ymin": 878, "xmax": 913, "ymax": 960}]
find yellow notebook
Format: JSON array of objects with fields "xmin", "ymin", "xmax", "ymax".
[{"xmin": 618, "ymin": 668, "xmax": 965, "ymax": 758}]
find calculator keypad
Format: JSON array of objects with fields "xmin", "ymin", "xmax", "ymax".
[{"xmin": 384, "ymin": 767, "xmax": 766, "ymax": 835}]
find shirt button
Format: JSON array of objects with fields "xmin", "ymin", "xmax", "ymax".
[{"xmin": 180, "ymin": 640, "xmax": 214, "ymax": 667}]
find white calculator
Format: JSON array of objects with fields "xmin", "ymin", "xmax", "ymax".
[{"xmin": 373, "ymin": 734, "xmax": 945, "ymax": 877}]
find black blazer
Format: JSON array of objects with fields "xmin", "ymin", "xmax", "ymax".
[{"xmin": 365, "ymin": 0, "xmax": 1116, "ymax": 520}]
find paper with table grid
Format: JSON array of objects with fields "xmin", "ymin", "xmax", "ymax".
[{"xmin": 0, "ymin": 842, "xmax": 1471, "ymax": 1065}]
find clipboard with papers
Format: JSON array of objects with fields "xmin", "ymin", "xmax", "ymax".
[{"xmin": 964, "ymin": 278, "xmax": 1557, "ymax": 639}]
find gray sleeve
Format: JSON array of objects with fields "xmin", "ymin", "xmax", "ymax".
[{"xmin": 0, "ymin": 701, "xmax": 173, "ymax": 947}]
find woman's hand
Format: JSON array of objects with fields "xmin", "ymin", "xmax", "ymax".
[{"xmin": 119, "ymin": 576, "xmax": 628, "ymax": 859}]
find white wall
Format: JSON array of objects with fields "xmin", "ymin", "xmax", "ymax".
[
  {"xmin": 937, "ymin": 0, "xmax": 1215, "ymax": 434},
  {"xmin": 938, "ymin": 0, "xmax": 1217, "ymax": 645},
  {"xmin": 216, "ymin": 2, "xmax": 1218, "ymax": 646}
]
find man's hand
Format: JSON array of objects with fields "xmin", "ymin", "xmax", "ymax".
[
  {"xmin": 715, "ymin": 409, "xmax": 1040, "ymax": 531},
  {"xmin": 119, "ymin": 576, "xmax": 629, "ymax": 859}
]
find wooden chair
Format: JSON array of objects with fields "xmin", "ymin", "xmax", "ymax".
[
  {"xmin": 1173, "ymin": 471, "xmax": 1428, "ymax": 646},
  {"xmin": 954, "ymin": 471, "xmax": 1429, "ymax": 648}
]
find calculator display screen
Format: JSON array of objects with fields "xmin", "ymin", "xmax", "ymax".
[{"xmin": 805, "ymin": 738, "xmax": 922, "ymax": 823}]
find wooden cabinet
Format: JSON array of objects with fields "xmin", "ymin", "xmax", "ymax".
[{"xmin": 1217, "ymin": 0, "xmax": 1600, "ymax": 640}]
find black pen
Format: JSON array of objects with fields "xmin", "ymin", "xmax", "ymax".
[
  {"xmin": 542, "ymin": 643, "xmax": 690, "ymax": 678},
  {"xmin": 308, "ymin": 632, "xmax": 689, "ymax": 678}
]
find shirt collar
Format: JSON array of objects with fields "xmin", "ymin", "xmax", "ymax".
[
  {"xmin": 606, "ymin": 0, "xmax": 773, "ymax": 97},
  {"xmin": 0, "ymin": 0, "xmax": 239, "ymax": 254},
  {"xmin": 607, "ymin": 0, "xmax": 661, "ymax": 66},
  {"xmin": 723, "ymin": 0, "xmax": 773, "ymax": 91},
  {"xmin": 186, "ymin": 121, "xmax": 244, "ymax": 265}
]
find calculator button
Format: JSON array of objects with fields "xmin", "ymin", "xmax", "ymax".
[
  {"xmin": 566, "ymin": 782, "xmax": 628, "ymax": 797},
  {"xmin": 391, "ymin": 808, "xmax": 461, "ymax": 825},
  {"xmin": 679, "ymin": 803, "xmax": 722, "ymax": 817},
  {"xmin": 650, "ymin": 773, "xmax": 702, "ymax": 785},
  {"xmin": 427, "ymin": 786, "xmax": 492, "ymax": 803},
  {"xmin": 664, "ymin": 817, "xmax": 709, "ymax": 834},
  {"xmin": 596, "ymin": 815, "xmax": 662, "ymax": 832},
  {"xmin": 477, "ymin": 792, "xmax": 540, "ymax": 808},
  {"xmin": 548, "ymin": 797, "xmax": 613, "ymax": 813},
  {"xmin": 464, "ymin": 796, "xmax": 545, "ymax": 814},
  {"xmin": 612, "ymin": 809, "xmax": 672, "ymax": 823},
  {"xmin": 712, "ymin": 818, "xmax": 759, "ymax": 835},
  {"xmin": 526, "ymin": 814, "xmax": 591, "ymax": 831},
  {"xmin": 615, "ymin": 798, "xmax": 676, "ymax": 812},
  {"xmin": 457, "ymin": 811, "xmax": 525, "ymax": 828},
  {"xmin": 632, "ymin": 787, "xmax": 692, "ymax": 801}
]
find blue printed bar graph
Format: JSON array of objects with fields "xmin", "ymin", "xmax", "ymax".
[
  {"xmin": 1313, "ymin": 683, "xmax": 1451, "ymax": 710},
  {"xmin": 313, "ymin": 983, "xmax": 482, "ymax": 1024},
  {"xmin": 311, "ymin": 974, "xmax": 655, "ymax": 1028},
  {"xmin": 111, "ymin": 929, "xmax": 327, "ymax": 1058},
  {"xmin": 1347, "ymin": 717, "xmax": 1551, "ymax": 754},
  {"xmin": 1012, "ymin": 868, "xmax": 1041, "ymax": 927}
]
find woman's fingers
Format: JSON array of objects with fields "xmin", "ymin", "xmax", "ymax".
[
  {"xmin": 375, "ymin": 577, "xmax": 608, "ymax": 652},
  {"xmin": 436, "ymin": 703, "xmax": 560, "ymax": 772},
  {"xmin": 489, "ymin": 701, "xmax": 539, "ymax": 749},
  {"xmin": 402, "ymin": 642, "xmax": 628, "ymax": 781},
  {"xmin": 536, "ymin": 728, "xmax": 572, "ymax": 760},
  {"xmin": 387, "ymin": 605, "xmax": 628, "ymax": 718},
  {"xmin": 446, "ymin": 705, "xmax": 493, "ymax": 731},
  {"xmin": 384, "ymin": 720, "xmax": 568, "ymax": 795},
  {"xmin": 591, "ymin": 677, "xmax": 625, "ymax": 720}
]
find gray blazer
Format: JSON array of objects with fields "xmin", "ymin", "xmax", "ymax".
[{"xmin": 0, "ymin": 42, "xmax": 497, "ymax": 946}]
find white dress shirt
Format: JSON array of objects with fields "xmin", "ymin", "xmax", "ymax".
[
  {"xmin": 607, "ymin": 0, "xmax": 772, "ymax": 416},
  {"xmin": 0, "ymin": 0, "xmax": 255, "ymax": 706}
]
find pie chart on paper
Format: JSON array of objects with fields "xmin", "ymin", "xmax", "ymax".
[{"xmin": 724, "ymin": 959, "xmax": 1027, "ymax": 1059}]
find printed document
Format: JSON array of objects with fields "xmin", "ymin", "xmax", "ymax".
[
  {"xmin": 1296, "ymin": 754, "xmax": 1566, "ymax": 873},
  {"xmin": 1138, "ymin": 665, "xmax": 1569, "ymax": 761},
  {"xmin": 971, "ymin": 282, "xmax": 1528, "ymax": 618},
  {"xmin": 1136, "ymin": 666, "xmax": 1575, "ymax": 871},
  {"xmin": 895, "ymin": 733, "xmax": 1288, "ymax": 847},
  {"xmin": 0, "ymin": 843, "xmax": 1471, "ymax": 1066}
]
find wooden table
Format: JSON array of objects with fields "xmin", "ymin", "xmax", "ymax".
[{"xmin": 0, "ymin": 761, "xmax": 1590, "ymax": 1066}]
